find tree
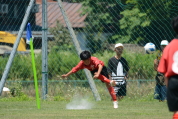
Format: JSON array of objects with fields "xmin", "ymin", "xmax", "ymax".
[
  {"xmin": 70, "ymin": 0, "xmax": 178, "ymax": 51},
  {"xmin": 72, "ymin": 0, "xmax": 126, "ymax": 53},
  {"xmin": 49, "ymin": 21, "xmax": 74, "ymax": 51},
  {"xmin": 118, "ymin": 0, "xmax": 178, "ymax": 47}
]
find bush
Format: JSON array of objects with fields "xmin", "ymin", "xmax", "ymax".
[{"xmin": 0, "ymin": 48, "xmax": 157, "ymax": 81}]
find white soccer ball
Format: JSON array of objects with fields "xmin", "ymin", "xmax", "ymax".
[{"xmin": 144, "ymin": 42, "xmax": 156, "ymax": 54}]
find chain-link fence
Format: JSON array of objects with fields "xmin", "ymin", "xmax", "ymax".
[
  {"xmin": 3, "ymin": 80, "xmax": 155, "ymax": 101},
  {"xmin": 0, "ymin": 0, "xmax": 178, "ymax": 102}
]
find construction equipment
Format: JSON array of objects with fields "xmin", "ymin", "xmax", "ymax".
[{"xmin": 0, "ymin": 31, "xmax": 26, "ymax": 54}]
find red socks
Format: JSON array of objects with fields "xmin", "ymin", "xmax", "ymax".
[
  {"xmin": 107, "ymin": 86, "xmax": 117, "ymax": 101},
  {"xmin": 173, "ymin": 113, "xmax": 178, "ymax": 119},
  {"xmin": 97, "ymin": 75, "xmax": 117, "ymax": 101}
]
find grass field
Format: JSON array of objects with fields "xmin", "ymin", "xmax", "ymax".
[{"xmin": 0, "ymin": 99, "xmax": 172, "ymax": 119}]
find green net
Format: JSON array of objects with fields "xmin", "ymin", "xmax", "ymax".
[{"xmin": 0, "ymin": 0, "xmax": 177, "ymax": 101}]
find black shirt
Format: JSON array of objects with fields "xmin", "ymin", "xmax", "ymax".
[{"xmin": 108, "ymin": 56, "xmax": 129, "ymax": 77}]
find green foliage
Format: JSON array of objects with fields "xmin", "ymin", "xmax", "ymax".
[
  {"xmin": 116, "ymin": 8, "xmax": 150, "ymax": 44},
  {"xmin": 53, "ymin": 95, "xmax": 66, "ymax": 101},
  {"xmin": 9, "ymin": 81, "xmax": 26, "ymax": 97},
  {"xmin": 0, "ymin": 51, "xmax": 87, "ymax": 81},
  {"xmin": 1, "ymin": 81, "xmax": 33, "ymax": 101},
  {"xmin": 48, "ymin": 49, "xmax": 63, "ymax": 78},
  {"xmin": 10, "ymin": 54, "xmax": 33, "ymax": 80},
  {"xmin": 123, "ymin": 52, "xmax": 156, "ymax": 79},
  {"xmin": 7, "ymin": 54, "xmax": 42, "ymax": 81},
  {"xmin": 48, "ymin": 50, "xmax": 86, "ymax": 80},
  {"xmin": 3, "ymin": 79, "xmax": 157, "ymax": 101},
  {"xmin": 73, "ymin": 0, "xmax": 124, "ymax": 53},
  {"xmin": 72, "ymin": 0, "xmax": 178, "ymax": 52},
  {"xmin": 118, "ymin": 0, "xmax": 178, "ymax": 46},
  {"xmin": 0, "ymin": 57, "xmax": 8, "ymax": 78},
  {"xmin": 48, "ymin": 21, "xmax": 74, "ymax": 51},
  {"xmin": 0, "ymin": 48, "xmax": 157, "ymax": 81},
  {"xmin": 86, "ymin": 33, "xmax": 103, "ymax": 53},
  {"xmin": 0, "ymin": 95, "xmax": 33, "ymax": 101}
]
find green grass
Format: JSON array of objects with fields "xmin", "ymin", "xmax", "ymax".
[{"xmin": 0, "ymin": 100, "xmax": 172, "ymax": 119}]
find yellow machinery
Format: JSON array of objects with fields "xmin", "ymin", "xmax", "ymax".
[{"xmin": 0, "ymin": 31, "xmax": 26, "ymax": 51}]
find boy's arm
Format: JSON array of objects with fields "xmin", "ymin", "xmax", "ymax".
[
  {"xmin": 61, "ymin": 70, "xmax": 73, "ymax": 78},
  {"xmin": 93, "ymin": 64, "xmax": 103, "ymax": 79},
  {"xmin": 61, "ymin": 61, "xmax": 83, "ymax": 79}
]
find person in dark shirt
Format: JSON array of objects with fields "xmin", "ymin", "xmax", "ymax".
[
  {"xmin": 108, "ymin": 43, "xmax": 129, "ymax": 106},
  {"xmin": 153, "ymin": 40, "xmax": 169, "ymax": 102}
]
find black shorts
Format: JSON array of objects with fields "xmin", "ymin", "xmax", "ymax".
[
  {"xmin": 167, "ymin": 75, "xmax": 178, "ymax": 112},
  {"xmin": 114, "ymin": 84, "xmax": 126, "ymax": 96},
  {"xmin": 91, "ymin": 66, "xmax": 109, "ymax": 82}
]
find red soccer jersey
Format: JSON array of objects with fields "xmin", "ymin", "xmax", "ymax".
[
  {"xmin": 71, "ymin": 56, "xmax": 104, "ymax": 73},
  {"xmin": 158, "ymin": 39, "xmax": 178, "ymax": 78}
]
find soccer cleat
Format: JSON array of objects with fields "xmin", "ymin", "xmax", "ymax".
[
  {"xmin": 110, "ymin": 80, "xmax": 116, "ymax": 86},
  {"xmin": 113, "ymin": 101, "xmax": 118, "ymax": 109}
]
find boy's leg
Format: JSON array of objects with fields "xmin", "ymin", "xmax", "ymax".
[
  {"xmin": 98, "ymin": 74, "xmax": 111, "ymax": 83},
  {"xmin": 161, "ymin": 85, "xmax": 167, "ymax": 101},
  {"xmin": 105, "ymin": 83, "xmax": 117, "ymax": 101},
  {"xmin": 105, "ymin": 83, "xmax": 118, "ymax": 109},
  {"xmin": 97, "ymin": 73, "xmax": 118, "ymax": 108},
  {"xmin": 93, "ymin": 67, "xmax": 116, "ymax": 86},
  {"xmin": 97, "ymin": 74, "xmax": 116, "ymax": 100},
  {"xmin": 154, "ymin": 84, "xmax": 161, "ymax": 101},
  {"xmin": 98, "ymin": 74, "xmax": 116, "ymax": 86}
]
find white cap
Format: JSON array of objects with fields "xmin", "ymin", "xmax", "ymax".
[
  {"xmin": 161, "ymin": 40, "xmax": 169, "ymax": 46},
  {"xmin": 115, "ymin": 43, "xmax": 124, "ymax": 48}
]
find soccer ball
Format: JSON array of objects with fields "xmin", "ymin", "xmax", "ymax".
[{"xmin": 144, "ymin": 42, "xmax": 156, "ymax": 54}]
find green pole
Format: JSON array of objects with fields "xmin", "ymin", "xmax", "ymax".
[{"xmin": 30, "ymin": 38, "xmax": 40, "ymax": 109}]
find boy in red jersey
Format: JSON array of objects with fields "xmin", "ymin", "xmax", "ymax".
[
  {"xmin": 158, "ymin": 16, "xmax": 178, "ymax": 119},
  {"xmin": 61, "ymin": 50, "xmax": 118, "ymax": 108}
]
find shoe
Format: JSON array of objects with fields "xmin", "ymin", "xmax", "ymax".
[
  {"xmin": 110, "ymin": 80, "xmax": 116, "ymax": 86},
  {"xmin": 113, "ymin": 101, "xmax": 118, "ymax": 109}
]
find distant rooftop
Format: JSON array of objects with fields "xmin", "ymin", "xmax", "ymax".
[{"xmin": 36, "ymin": 1, "xmax": 87, "ymax": 28}]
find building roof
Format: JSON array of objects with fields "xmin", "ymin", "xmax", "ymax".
[{"xmin": 36, "ymin": 1, "xmax": 87, "ymax": 28}]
